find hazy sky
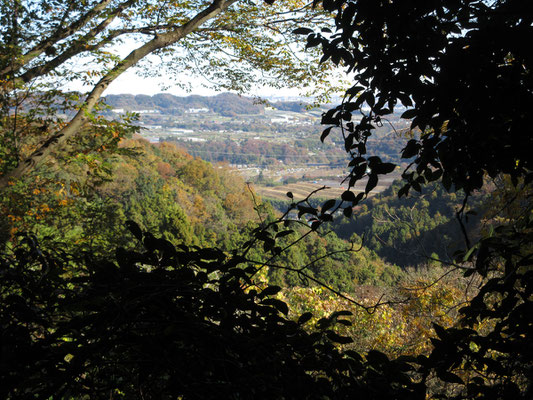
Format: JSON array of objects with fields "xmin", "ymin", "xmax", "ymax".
[
  {"xmin": 102, "ymin": 68, "xmax": 302, "ymax": 98},
  {"xmin": 103, "ymin": 69, "xmax": 219, "ymax": 96},
  {"xmin": 64, "ymin": 34, "xmax": 321, "ymax": 99},
  {"xmin": 74, "ymin": 38, "xmax": 303, "ymax": 98}
]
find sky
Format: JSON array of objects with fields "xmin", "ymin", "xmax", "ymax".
[
  {"xmin": 104, "ymin": 69, "xmax": 218, "ymax": 96},
  {"xmin": 102, "ymin": 68, "xmax": 303, "ymax": 99},
  {"xmin": 63, "ymin": 33, "xmax": 333, "ymax": 101},
  {"xmin": 62, "ymin": 37, "xmax": 307, "ymax": 99}
]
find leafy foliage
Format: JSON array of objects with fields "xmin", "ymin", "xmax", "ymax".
[
  {"xmin": 421, "ymin": 208, "xmax": 533, "ymax": 399},
  {"xmin": 300, "ymin": 0, "xmax": 532, "ymax": 204},
  {"xmin": 1, "ymin": 138, "xmax": 258, "ymax": 254},
  {"xmin": 282, "ymin": 267, "xmax": 468, "ymax": 358},
  {"xmin": 0, "ymin": 0, "xmax": 532, "ymax": 398},
  {"xmin": 263, "ymin": 228, "xmax": 404, "ymax": 292},
  {"xmin": 165, "ymin": 137, "xmax": 343, "ymax": 166},
  {"xmin": 289, "ymin": 0, "xmax": 533, "ymax": 398},
  {"xmin": 0, "ymin": 0, "xmax": 336, "ymax": 188},
  {"xmin": 0, "ymin": 224, "xmax": 422, "ymax": 399}
]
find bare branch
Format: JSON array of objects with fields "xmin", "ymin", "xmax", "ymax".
[{"xmin": 247, "ymin": 257, "xmax": 403, "ymax": 313}]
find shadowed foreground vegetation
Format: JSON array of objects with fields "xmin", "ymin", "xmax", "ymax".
[{"xmin": 1, "ymin": 0, "xmax": 532, "ymax": 398}]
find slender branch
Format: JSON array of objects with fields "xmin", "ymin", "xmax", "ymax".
[
  {"xmin": 19, "ymin": 0, "xmax": 138, "ymax": 84},
  {"xmin": 246, "ymin": 182, "xmax": 264, "ymax": 225},
  {"xmin": 401, "ymin": 266, "xmax": 463, "ymax": 292},
  {"xmin": 297, "ymin": 239, "xmax": 363, "ymax": 273},
  {"xmin": 456, "ymin": 194, "xmax": 471, "ymax": 249},
  {"xmin": 246, "ymin": 257, "xmax": 401, "ymax": 313}
]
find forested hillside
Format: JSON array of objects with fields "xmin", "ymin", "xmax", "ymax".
[
  {"xmin": 1, "ymin": 137, "xmax": 258, "ymax": 253},
  {"xmin": 1, "ymin": 0, "xmax": 531, "ymax": 399},
  {"xmin": 166, "ymin": 137, "xmax": 346, "ymax": 166},
  {"xmin": 104, "ymin": 92, "xmax": 324, "ymax": 116},
  {"xmin": 332, "ymin": 181, "xmax": 487, "ymax": 267},
  {"xmin": 1, "ymin": 129, "xmax": 401, "ymax": 292}
]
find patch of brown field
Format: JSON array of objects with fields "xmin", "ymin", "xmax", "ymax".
[{"xmin": 254, "ymin": 182, "xmax": 390, "ymax": 202}]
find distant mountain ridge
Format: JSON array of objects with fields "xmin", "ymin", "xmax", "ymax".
[{"xmin": 104, "ymin": 92, "xmax": 310, "ymax": 116}]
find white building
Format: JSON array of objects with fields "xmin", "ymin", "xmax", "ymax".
[{"xmin": 187, "ymin": 107, "xmax": 209, "ymax": 114}]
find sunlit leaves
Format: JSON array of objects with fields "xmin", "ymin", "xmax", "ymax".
[{"xmin": 280, "ymin": 271, "xmax": 466, "ymax": 359}]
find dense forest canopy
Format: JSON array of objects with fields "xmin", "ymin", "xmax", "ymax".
[
  {"xmin": 1, "ymin": 0, "xmax": 532, "ymax": 399},
  {"xmin": 331, "ymin": 180, "xmax": 487, "ymax": 268},
  {"xmin": 104, "ymin": 92, "xmax": 317, "ymax": 115}
]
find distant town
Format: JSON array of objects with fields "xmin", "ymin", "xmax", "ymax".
[{"xmin": 104, "ymin": 92, "xmax": 408, "ymax": 199}]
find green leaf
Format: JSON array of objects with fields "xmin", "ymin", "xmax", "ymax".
[
  {"xmin": 260, "ymin": 286, "xmax": 282, "ymax": 298},
  {"xmin": 401, "ymin": 109, "xmax": 417, "ymax": 119},
  {"xmin": 320, "ymin": 126, "xmax": 334, "ymax": 142},
  {"xmin": 341, "ymin": 190, "xmax": 356, "ymax": 202},
  {"xmin": 262, "ymin": 237, "xmax": 275, "ymax": 252},
  {"xmin": 330, "ymin": 310, "xmax": 353, "ymax": 318},
  {"xmin": 463, "ymin": 243, "xmax": 479, "ymax": 262},
  {"xmin": 316, "ymin": 317, "xmax": 332, "ymax": 329},
  {"xmin": 297, "ymin": 205, "xmax": 317, "ymax": 218},
  {"xmin": 321, "ymin": 199, "xmax": 337, "ymax": 212},
  {"xmin": 366, "ymin": 350, "xmax": 389, "ymax": 366},
  {"xmin": 261, "ymin": 298, "xmax": 289, "ymax": 315},
  {"xmin": 402, "ymin": 140, "xmax": 419, "ymax": 159},
  {"xmin": 398, "ymin": 185, "xmax": 410, "ymax": 197},
  {"xmin": 348, "ymin": 156, "xmax": 366, "ymax": 167},
  {"xmin": 365, "ymin": 174, "xmax": 378, "ymax": 193},
  {"xmin": 437, "ymin": 370, "xmax": 464, "ymax": 385},
  {"xmin": 433, "ymin": 323, "xmax": 447, "ymax": 340},
  {"xmin": 126, "ymin": 220, "xmax": 143, "ymax": 241},
  {"xmin": 275, "ymin": 230, "xmax": 294, "ymax": 238},
  {"xmin": 373, "ymin": 162, "xmax": 396, "ymax": 175}
]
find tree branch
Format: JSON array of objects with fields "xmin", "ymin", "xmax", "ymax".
[
  {"xmin": 0, "ymin": 0, "xmax": 114, "ymax": 78},
  {"xmin": 19, "ymin": 0, "xmax": 139, "ymax": 83},
  {"xmin": 0, "ymin": 0, "xmax": 238, "ymax": 189}
]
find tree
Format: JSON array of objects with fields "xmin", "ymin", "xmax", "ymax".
[
  {"xmin": 0, "ymin": 0, "xmax": 333, "ymax": 188},
  {"xmin": 0, "ymin": 223, "xmax": 421, "ymax": 399},
  {"xmin": 295, "ymin": 1, "xmax": 533, "ymax": 397},
  {"xmin": 298, "ymin": 0, "xmax": 531, "ymax": 206},
  {"xmin": 1, "ymin": 0, "xmax": 532, "ymax": 398}
]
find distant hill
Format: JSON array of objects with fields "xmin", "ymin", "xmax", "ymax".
[
  {"xmin": 269, "ymin": 101, "xmax": 309, "ymax": 112},
  {"xmin": 103, "ymin": 93, "xmax": 317, "ymax": 116},
  {"xmin": 104, "ymin": 92, "xmax": 266, "ymax": 116}
]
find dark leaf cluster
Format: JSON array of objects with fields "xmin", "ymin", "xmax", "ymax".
[
  {"xmin": 307, "ymin": 0, "xmax": 533, "ymax": 202},
  {"xmin": 0, "ymin": 223, "xmax": 420, "ymax": 399},
  {"xmin": 423, "ymin": 211, "xmax": 533, "ymax": 399}
]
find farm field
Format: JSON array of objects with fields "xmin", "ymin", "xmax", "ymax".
[
  {"xmin": 255, "ymin": 171, "xmax": 401, "ymax": 201},
  {"xmin": 255, "ymin": 182, "xmax": 346, "ymax": 201}
]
